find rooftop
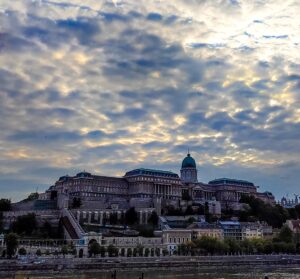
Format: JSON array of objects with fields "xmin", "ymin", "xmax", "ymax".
[
  {"xmin": 209, "ymin": 178, "xmax": 254, "ymax": 187},
  {"xmin": 124, "ymin": 168, "xmax": 179, "ymax": 178}
]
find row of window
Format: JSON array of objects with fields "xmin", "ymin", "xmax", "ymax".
[
  {"xmin": 131, "ymin": 177, "xmax": 181, "ymax": 184},
  {"xmin": 168, "ymin": 237, "xmax": 190, "ymax": 244}
]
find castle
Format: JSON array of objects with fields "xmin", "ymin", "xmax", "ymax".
[{"xmin": 40, "ymin": 152, "xmax": 275, "ymax": 212}]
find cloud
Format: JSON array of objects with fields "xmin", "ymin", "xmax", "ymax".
[{"xmin": 0, "ymin": 0, "xmax": 300, "ymax": 201}]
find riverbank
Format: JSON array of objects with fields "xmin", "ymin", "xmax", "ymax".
[{"xmin": 1, "ymin": 255, "xmax": 300, "ymax": 276}]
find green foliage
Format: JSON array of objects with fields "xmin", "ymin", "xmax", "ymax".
[
  {"xmin": 185, "ymin": 205, "xmax": 194, "ymax": 215},
  {"xmin": 26, "ymin": 192, "xmax": 39, "ymax": 201},
  {"xmin": 150, "ymin": 248, "xmax": 154, "ymax": 257},
  {"xmin": 182, "ymin": 191, "xmax": 191, "ymax": 201},
  {"xmin": 36, "ymin": 249, "xmax": 42, "ymax": 256},
  {"xmin": 109, "ymin": 212, "xmax": 118, "ymax": 225},
  {"xmin": 61, "ymin": 245, "xmax": 68, "ymax": 256},
  {"xmin": 120, "ymin": 248, "xmax": 125, "ymax": 257},
  {"xmin": 277, "ymin": 225, "xmax": 294, "ymax": 243},
  {"xmin": 137, "ymin": 244, "xmax": 144, "ymax": 256},
  {"xmin": 12, "ymin": 213, "xmax": 37, "ymax": 235},
  {"xmin": 162, "ymin": 248, "xmax": 169, "ymax": 256},
  {"xmin": 239, "ymin": 195, "xmax": 289, "ymax": 228},
  {"xmin": 0, "ymin": 199, "xmax": 11, "ymax": 211},
  {"xmin": 148, "ymin": 211, "xmax": 159, "ymax": 227},
  {"xmin": 88, "ymin": 241, "xmax": 101, "ymax": 257},
  {"xmin": 45, "ymin": 250, "xmax": 50, "ymax": 256},
  {"xmin": 194, "ymin": 236, "xmax": 225, "ymax": 255},
  {"xmin": 100, "ymin": 246, "xmax": 106, "ymax": 257},
  {"xmin": 133, "ymin": 248, "xmax": 137, "ymax": 257},
  {"xmin": 18, "ymin": 247, "xmax": 27, "ymax": 255},
  {"xmin": 71, "ymin": 197, "xmax": 81, "ymax": 209},
  {"xmin": 144, "ymin": 247, "xmax": 150, "ymax": 257},
  {"xmin": 138, "ymin": 227, "xmax": 154, "ymax": 237},
  {"xmin": 107, "ymin": 244, "xmax": 118, "ymax": 257},
  {"xmin": 125, "ymin": 207, "xmax": 138, "ymax": 225},
  {"xmin": 5, "ymin": 233, "xmax": 18, "ymax": 258},
  {"xmin": 155, "ymin": 247, "xmax": 160, "ymax": 257},
  {"xmin": 0, "ymin": 212, "xmax": 3, "ymax": 233},
  {"xmin": 187, "ymin": 217, "xmax": 196, "ymax": 224},
  {"xmin": 41, "ymin": 221, "xmax": 53, "ymax": 238}
]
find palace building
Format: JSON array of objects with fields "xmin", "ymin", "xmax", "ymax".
[{"xmin": 41, "ymin": 152, "xmax": 275, "ymax": 212}]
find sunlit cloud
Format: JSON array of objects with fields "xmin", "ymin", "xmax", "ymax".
[{"xmin": 0, "ymin": 0, "xmax": 300, "ymax": 201}]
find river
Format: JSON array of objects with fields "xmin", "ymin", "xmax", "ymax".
[{"xmin": 9, "ymin": 267, "xmax": 300, "ymax": 279}]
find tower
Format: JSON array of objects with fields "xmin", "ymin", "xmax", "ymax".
[{"xmin": 180, "ymin": 152, "xmax": 198, "ymax": 183}]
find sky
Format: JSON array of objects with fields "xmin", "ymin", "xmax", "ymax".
[{"xmin": 0, "ymin": 0, "xmax": 300, "ymax": 202}]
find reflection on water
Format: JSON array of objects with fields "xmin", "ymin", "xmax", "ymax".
[{"xmin": 9, "ymin": 268, "xmax": 300, "ymax": 279}]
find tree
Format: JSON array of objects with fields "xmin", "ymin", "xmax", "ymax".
[
  {"xmin": 18, "ymin": 247, "xmax": 27, "ymax": 256},
  {"xmin": 278, "ymin": 226, "xmax": 294, "ymax": 243},
  {"xmin": 187, "ymin": 217, "xmax": 196, "ymax": 224},
  {"xmin": 107, "ymin": 245, "xmax": 118, "ymax": 257},
  {"xmin": 120, "ymin": 248, "xmax": 125, "ymax": 257},
  {"xmin": 182, "ymin": 191, "xmax": 191, "ymax": 201},
  {"xmin": 71, "ymin": 197, "xmax": 81, "ymax": 209},
  {"xmin": 26, "ymin": 192, "xmax": 39, "ymax": 201},
  {"xmin": 185, "ymin": 205, "xmax": 194, "ymax": 215},
  {"xmin": 0, "ymin": 212, "xmax": 3, "ymax": 233},
  {"xmin": 125, "ymin": 207, "xmax": 138, "ymax": 225},
  {"xmin": 41, "ymin": 221, "xmax": 53, "ymax": 238},
  {"xmin": 109, "ymin": 213, "xmax": 118, "ymax": 225},
  {"xmin": 137, "ymin": 244, "xmax": 144, "ymax": 257},
  {"xmin": 155, "ymin": 247, "xmax": 160, "ymax": 257},
  {"xmin": 89, "ymin": 242, "xmax": 101, "ymax": 257},
  {"xmin": 61, "ymin": 245, "xmax": 68, "ymax": 257},
  {"xmin": 148, "ymin": 211, "xmax": 159, "ymax": 227},
  {"xmin": 133, "ymin": 248, "xmax": 137, "ymax": 257},
  {"xmin": 5, "ymin": 233, "xmax": 18, "ymax": 258},
  {"xmin": 144, "ymin": 248, "xmax": 150, "ymax": 257},
  {"xmin": 100, "ymin": 246, "xmax": 106, "ymax": 257},
  {"xmin": 36, "ymin": 249, "xmax": 42, "ymax": 256},
  {"xmin": 12, "ymin": 213, "xmax": 37, "ymax": 235},
  {"xmin": 239, "ymin": 194, "xmax": 289, "ymax": 228},
  {"xmin": 0, "ymin": 199, "xmax": 11, "ymax": 211}
]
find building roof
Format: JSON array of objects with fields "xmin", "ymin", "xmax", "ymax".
[
  {"xmin": 208, "ymin": 178, "xmax": 254, "ymax": 187},
  {"xmin": 219, "ymin": 221, "xmax": 241, "ymax": 228},
  {"xmin": 181, "ymin": 153, "xmax": 196, "ymax": 168},
  {"xmin": 187, "ymin": 222, "xmax": 222, "ymax": 230},
  {"xmin": 124, "ymin": 168, "xmax": 179, "ymax": 178}
]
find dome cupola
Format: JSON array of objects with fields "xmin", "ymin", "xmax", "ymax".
[
  {"xmin": 181, "ymin": 153, "xmax": 196, "ymax": 168},
  {"xmin": 180, "ymin": 152, "xmax": 198, "ymax": 183}
]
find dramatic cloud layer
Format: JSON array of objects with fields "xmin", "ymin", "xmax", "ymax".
[{"xmin": 1, "ymin": 0, "xmax": 300, "ymax": 201}]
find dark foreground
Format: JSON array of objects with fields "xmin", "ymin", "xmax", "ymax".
[{"xmin": 1, "ymin": 255, "xmax": 300, "ymax": 278}]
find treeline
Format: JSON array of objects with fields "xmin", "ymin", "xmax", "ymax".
[
  {"xmin": 177, "ymin": 225, "xmax": 299, "ymax": 256},
  {"xmin": 88, "ymin": 242, "xmax": 168, "ymax": 258},
  {"xmin": 237, "ymin": 195, "xmax": 300, "ymax": 228},
  {"xmin": 7, "ymin": 213, "xmax": 63, "ymax": 239}
]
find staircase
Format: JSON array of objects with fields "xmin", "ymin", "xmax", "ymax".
[
  {"xmin": 61, "ymin": 208, "xmax": 85, "ymax": 240},
  {"xmin": 61, "ymin": 216, "xmax": 79, "ymax": 239}
]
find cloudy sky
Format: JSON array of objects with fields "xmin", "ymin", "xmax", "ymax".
[{"xmin": 1, "ymin": 0, "xmax": 300, "ymax": 201}]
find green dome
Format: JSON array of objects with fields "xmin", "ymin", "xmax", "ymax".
[{"xmin": 181, "ymin": 153, "xmax": 196, "ymax": 168}]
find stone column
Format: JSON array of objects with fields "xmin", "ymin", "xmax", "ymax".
[
  {"xmin": 77, "ymin": 211, "xmax": 80, "ymax": 221},
  {"xmin": 106, "ymin": 212, "xmax": 110, "ymax": 224},
  {"xmin": 88, "ymin": 212, "xmax": 92, "ymax": 223},
  {"xmin": 139, "ymin": 211, "xmax": 143, "ymax": 224},
  {"xmin": 99, "ymin": 212, "xmax": 103, "ymax": 225},
  {"xmin": 94, "ymin": 211, "xmax": 98, "ymax": 222},
  {"xmin": 145, "ymin": 211, "xmax": 148, "ymax": 224}
]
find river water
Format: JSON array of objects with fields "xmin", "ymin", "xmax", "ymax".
[{"xmin": 9, "ymin": 268, "xmax": 300, "ymax": 279}]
